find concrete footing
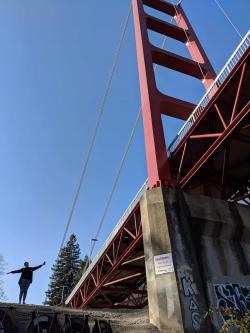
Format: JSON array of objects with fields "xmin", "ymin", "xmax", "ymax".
[
  {"xmin": 140, "ymin": 188, "xmax": 184, "ymax": 332},
  {"xmin": 140, "ymin": 187, "xmax": 250, "ymax": 333}
]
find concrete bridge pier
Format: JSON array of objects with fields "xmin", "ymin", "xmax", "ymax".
[
  {"xmin": 140, "ymin": 187, "xmax": 250, "ymax": 333},
  {"xmin": 140, "ymin": 187, "xmax": 184, "ymax": 333}
]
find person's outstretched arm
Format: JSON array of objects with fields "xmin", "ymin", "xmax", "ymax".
[
  {"xmin": 7, "ymin": 268, "xmax": 23, "ymax": 274},
  {"xmin": 31, "ymin": 261, "xmax": 46, "ymax": 271}
]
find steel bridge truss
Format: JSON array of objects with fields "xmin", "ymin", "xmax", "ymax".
[
  {"xmin": 67, "ymin": 204, "xmax": 147, "ymax": 309},
  {"xmin": 170, "ymin": 47, "xmax": 250, "ymax": 201}
]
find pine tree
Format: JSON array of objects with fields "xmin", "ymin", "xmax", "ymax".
[
  {"xmin": 45, "ymin": 234, "xmax": 83, "ymax": 305},
  {"xmin": 72, "ymin": 255, "xmax": 90, "ymax": 286}
]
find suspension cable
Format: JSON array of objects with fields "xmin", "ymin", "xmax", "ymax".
[
  {"xmin": 58, "ymin": 3, "xmax": 132, "ymax": 252},
  {"xmin": 88, "ymin": 106, "xmax": 141, "ymax": 263},
  {"xmin": 85, "ymin": 34, "xmax": 170, "ymax": 270},
  {"xmin": 82, "ymin": 0, "xmax": 244, "ymax": 271},
  {"xmin": 212, "ymin": 0, "xmax": 243, "ymax": 39}
]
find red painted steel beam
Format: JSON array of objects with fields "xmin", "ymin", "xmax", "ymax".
[
  {"xmin": 143, "ymin": 0, "xmax": 176, "ymax": 16},
  {"xmin": 133, "ymin": 0, "xmax": 173, "ymax": 188},
  {"xmin": 79, "ymin": 235, "xmax": 143, "ymax": 307},
  {"xmin": 174, "ymin": 5, "xmax": 216, "ymax": 89},
  {"xmin": 67, "ymin": 204, "xmax": 145, "ymax": 309},
  {"xmin": 215, "ymin": 104, "xmax": 227, "ymax": 130},
  {"xmin": 101, "ymin": 288, "xmax": 147, "ymax": 295},
  {"xmin": 169, "ymin": 46, "xmax": 250, "ymax": 196},
  {"xmin": 190, "ymin": 133, "xmax": 221, "ymax": 139},
  {"xmin": 104, "ymin": 273, "xmax": 144, "ymax": 287},
  {"xmin": 230, "ymin": 62, "xmax": 247, "ymax": 123},
  {"xmin": 151, "ymin": 45, "xmax": 207, "ymax": 79},
  {"xmin": 178, "ymin": 101, "xmax": 250, "ymax": 189},
  {"xmin": 146, "ymin": 15, "xmax": 188, "ymax": 42},
  {"xmin": 121, "ymin": 255, "xmax": 145, "ymax": 265},
  {"xmin": 159, "ymin": 93, "xmax": 195, "ymax": 120},
  {"xmin": 171, "ymin": 47, "xmax": 250, "ymax": 160},
  {"xmin": 132, "ymin": 0, "xmax": 215, "ymax": 188}
]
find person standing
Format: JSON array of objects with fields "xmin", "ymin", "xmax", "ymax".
[{"xmin": 7, "ymin": 261, "xmax": 46, "ymax": 304}]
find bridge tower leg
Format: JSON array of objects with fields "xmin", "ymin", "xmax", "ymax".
[
  {"xmin": 132, "ymin": 1, "xmax": 217, "ymax": 331},
  {"xmin": 132, "ymin": 0, "xmax": 216, "ymax": 189}
]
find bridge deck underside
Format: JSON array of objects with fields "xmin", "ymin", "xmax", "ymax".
[
  {"xmin": 170, "ymin": 47, "xmax": 250, "ymax": 201},
  {"xmin": 68, "ymin": 205, "xmax": 147, "ymax": 309}
]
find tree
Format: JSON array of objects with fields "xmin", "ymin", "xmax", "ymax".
[
  {"xmin": 45, "ymin": 234, "xmax": 83, "ymax": 305},
  {"xmin": 72, "ymin": 254, "xmax": 90, "ymax": 287},
  {"xmin": 0, "ymin": 254, "xmax": 6, "ymax": 301}
]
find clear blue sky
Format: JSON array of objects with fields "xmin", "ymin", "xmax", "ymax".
[{"xmin": 0, "ymin": 0, "xmax": 249, "ymax": 305}]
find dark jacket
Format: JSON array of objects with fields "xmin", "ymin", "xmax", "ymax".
[{"xmin": 10, "ymin": 265, "xmax": 43, "ymax": 284}]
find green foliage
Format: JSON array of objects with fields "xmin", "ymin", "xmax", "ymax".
[
  {"xmin": 219, "ymin": 309, "xmax": 250, "ymax": 333},
  {"xmin": 72, "ymin": 255, "xmax": 90, "ymax": 287},
  {"xmin": 204, "ymin": 307, "xmax": 250, "ymax": 333},
  {"xmin": 45, "ymin": 234, "xmax": 84, "ymax": 306}
]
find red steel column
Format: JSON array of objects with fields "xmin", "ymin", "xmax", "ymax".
[
  {"xmin": 133, "ymin": 0, "xmax": 172, "ymax": 188},
  {"xmin": 132, "ymin": 0, "xmax": 216, "ymax": 188},
  {"xmin": 175, "ymin": 6, "xmax": 216, "ymax": 89}
]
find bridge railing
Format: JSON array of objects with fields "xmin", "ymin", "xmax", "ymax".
[
  {"xmin": 90, "ymin": 178, "xmax": 148, "ymax": 266},
  {"xmin": 66, "ymin": 179, "xmax": 148, "ymax": 303},
  {"xmin": 167, "ymin": 29, "xmax": 250, "ymax": 155}
]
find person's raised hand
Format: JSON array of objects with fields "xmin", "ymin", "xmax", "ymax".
[{"xmin": 43, "ymin": 261, "xmax": 46, "ymax": 266}]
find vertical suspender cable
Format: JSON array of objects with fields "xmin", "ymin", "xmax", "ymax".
[
  {"xmin": 85, "ymin": 0, "xmax": 246, "ymax": 267},
  {"xmin": 87, "ymin": 106, "xmax": 141, "ymax": 264},
  {"xmin": 58, "ymin": 3, "xmax": 132, "ymax": 252},
  {"xmin": 212, "ymin": 0, "xmax": 243, "ymax": 39},
  {"xmin": 86, "ymin": 33, "xmax": 171, "ymax": 269}
]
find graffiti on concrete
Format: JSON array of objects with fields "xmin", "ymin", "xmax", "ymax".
[
  {"xmin": 178, "ymin": 265, "xmax": 201, "ymax": 330},
  {"xmin": 213, "ymin": 283, "xmax": 250, "ymax": 314},
  {"xmin": 178, "ymin": 265, "xmax": 198, "ymax": 297}
]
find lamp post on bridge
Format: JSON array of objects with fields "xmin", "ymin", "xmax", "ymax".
[{"xmin": 89, "ymin": 238, "xmax": 98, "ymax": 262}]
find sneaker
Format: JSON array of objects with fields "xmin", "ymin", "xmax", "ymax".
[{"xmin": 23, "ymin": 302, "xmax": 26, "ymax": 305}]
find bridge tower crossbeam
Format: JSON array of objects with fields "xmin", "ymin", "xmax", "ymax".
[{"xmin": 132, "ymin": 0, "xmax": 216, "ymax": 189}]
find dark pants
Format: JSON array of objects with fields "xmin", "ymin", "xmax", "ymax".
[{"xmin": 19, "ymin": 279, "xmax": 30, "ymax": 303}]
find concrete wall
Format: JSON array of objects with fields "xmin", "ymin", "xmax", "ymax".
[
  {"xmin": 140, "ymin": 187, "xmax": 250, "ymax": 333},
  {"xmin": 0, "ymin": 303, "xmax": 159, "ymax": 333}
]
